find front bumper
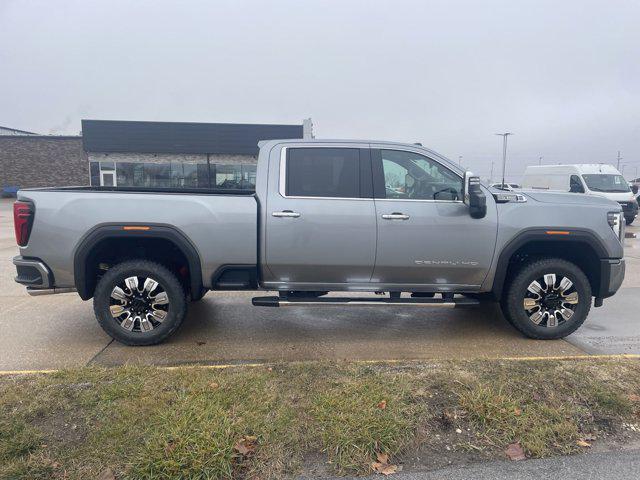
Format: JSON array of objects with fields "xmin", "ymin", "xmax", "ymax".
[
  {"xmin": 597, "ymin": 258, "xmax": 625, "ymax": 299},
  {"xmin": 619, "ymin": 200, "xmax": 638, "ymax": 219}
]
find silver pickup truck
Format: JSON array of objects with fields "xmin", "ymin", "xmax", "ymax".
[{"xmin": 13, "ymin": 139, "xmax": 626, "ymax": 345}]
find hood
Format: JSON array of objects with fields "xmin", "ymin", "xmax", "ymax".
[
  {"xmin": 521, "ymin": 190, "xmax": 621, "ymax": 208},
  {"xmin": 586, "ymin": 190, "xmax": 636, "ymax": 202}
]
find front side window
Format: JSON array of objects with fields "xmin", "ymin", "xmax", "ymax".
[
  {"xmin": 380, "ymin": 150, "xmax": 462, "ymax": 201},
  {"xmin": 582, "ymin": 174, "xmax": 630, "ymax": 193},
  {"xmin": 286, "ymin": 148, "xmax": 360, "ymax": 198},
  {"xmin": 569, "ymin": 175, "xmax": 585, "ymax": 193}
]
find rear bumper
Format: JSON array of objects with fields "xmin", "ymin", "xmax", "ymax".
[
  {"xmin": 597, "ymin": 258, "xmax": 625, "ymax": 299},
  {"xmin": 13, "ymin": 256, "xmax": 52, "ymax": 288}
]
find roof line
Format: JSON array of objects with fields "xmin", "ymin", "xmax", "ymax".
[
  {"xmin": 0, "ymin": 125, "xmax": 39, "ymax": 135},
  {"xmin": 81, "ymin": 119, "xmax": 303, "ymax": 128}
]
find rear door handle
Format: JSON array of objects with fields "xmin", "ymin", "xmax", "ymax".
[
  {"xmin": 381, "ymin": 212, "xmax": 410, "ymax": 220},
  {"xmin": 272, "ymin": 210, "xmax": 301, "ymax": 218}
]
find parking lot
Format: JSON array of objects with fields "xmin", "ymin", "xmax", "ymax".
[{"xmin": 1, "ymin": 197, "xmax": 639, "ymax": 371}]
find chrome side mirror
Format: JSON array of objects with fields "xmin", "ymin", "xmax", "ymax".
[{"xmin": 463, "ymin": 172, "xmax": 487, "ymax": 219}]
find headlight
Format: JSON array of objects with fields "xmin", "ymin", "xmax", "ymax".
[{"xmin": 607, "ymin": 211, "xmax": 624, "ymax": 241}]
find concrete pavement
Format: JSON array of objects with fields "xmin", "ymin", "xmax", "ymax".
[
  {"xmin": 1, "ymin": 197, "xmax": 639, "ymax": 371},
  {"xmin": 336, "ymin": 448, "xmax": 640, "ymax": 480}
]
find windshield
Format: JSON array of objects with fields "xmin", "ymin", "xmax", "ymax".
[{"xmin": 581, "ymin": 174, "xmax": 630, "ymax": 193}]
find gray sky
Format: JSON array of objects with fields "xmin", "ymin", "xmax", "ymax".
[{"xmin": 1, "ymin": 0, "xmax": 639, "ymax": 181}]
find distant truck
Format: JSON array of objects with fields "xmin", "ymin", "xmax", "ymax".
[
  {"xmin": 522, "ymin": 164, "xmax": 638, "ymax": 225},
  {"xmin": 13, "ymin": 140, "xmax": 626, "ymax": 345}
]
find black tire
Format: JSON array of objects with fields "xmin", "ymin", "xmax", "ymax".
[
  {"xmin": 93, "ymin": 260, "xmax": 187, "ymax": 346},
  {"xmin": 625, "ymin": 216, "xmax": 634, "ymax": 226},
  {"xmin": 500, "ymin": 258, "xmax": 591, "ymax": 339}
]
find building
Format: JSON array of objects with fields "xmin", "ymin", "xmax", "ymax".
[
  {"xmin": 0, "ymin": 134, "xmax": 87, "ymax": 194},
  {"xmin": 83, "ymin": 119, "xmax": 309, "ymax": 190},
  {"xmin": 0, "ymin": 119, "xmax": 312, "ymax": 194}
]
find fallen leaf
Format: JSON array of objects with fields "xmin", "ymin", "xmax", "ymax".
[
  {"xmin": 208, "ymin": 382, "xmax": 219, "ymax": 389},
  {"xmin": 505, "ymin": 442, "xmax": 526, "ymax": 461},
  {"xmin": 234, "ymin": 436, "xmax": 257, "ymax": 456},
  {"xmin": 628, "ymin": 394, "xmax": 640, "ymax": 403},
  {"xmin": 267, "ymin": 367, "xmax": 273, "ymax": 372},
  {"xmin": 372, "ymin": 461, "xmax": 398, "ymax": 475},
  {"xmin": 164, "ymin": 441, "xmax": 176, "ymax": 455},
  {"xmin": 378, "ymin": 400, "xmax": 387, "ymax": 410},
  {"xmin": 97, "ymin": 468, "xmax": 116, "ymax": 480},
  {"xmin": 513, "ymin": 408, "xmax": 522, "ymax": 416},
  {"xmin": 576, "ymin": 439, "xmax": 591, "ymax": 448},
  {"xmin": 376, "ymin": 452, "xmax": 389, "ymax": 464}
]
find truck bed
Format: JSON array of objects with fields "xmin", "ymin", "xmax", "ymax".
[{"xmin": 17, "ymin": 188, "xmax": 258, "ymax": 289}]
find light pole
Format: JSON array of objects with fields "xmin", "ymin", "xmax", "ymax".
[
  {"xmin": 617, "ymin": 151, "xmax": 622, "ymax": 170},
  {"xmin": 458, "ymin": 155, "xmax": 462, "ymax": 166},
  {"xmin": 489, "ymin": 161, "xmax": 494, "ymax": 183},
  {"xmin": 495, "ymin": 133, "xmax": 513, "ymax": 187},
  {"xmin": 539, "ymin": 156, "xmax": 543, "ymax": 166}
]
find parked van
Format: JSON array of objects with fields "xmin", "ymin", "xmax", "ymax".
[{"xmin": 521, "ymin": 164, "xmax": 638, "ymax": 225}]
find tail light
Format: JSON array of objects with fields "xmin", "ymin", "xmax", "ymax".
[{"xmin": 13, "ymin": 201, "xmax": 34, "ymax": 247}]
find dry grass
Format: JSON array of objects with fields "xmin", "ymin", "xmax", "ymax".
[{"xmin": 0, "ymin": 359, "xmax": 639, "ymax": 479}]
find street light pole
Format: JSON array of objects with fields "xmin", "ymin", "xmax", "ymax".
[
  {"xmin": 495, "ymin": 133, "xmax": 513, "ymax": 187},
  {"xmin": 539, "ymin": 156, "xmax": 543, "ymax": 166},
  {"xmin": 617, "ymin": 151, "xmax": 622, "ymax": 170}
]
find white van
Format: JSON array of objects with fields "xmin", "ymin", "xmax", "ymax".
[{"xmin": 521, "ymin": 164, "xmax": 638, "ymax": 225}]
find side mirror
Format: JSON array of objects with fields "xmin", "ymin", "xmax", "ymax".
[
  {"xmin": 463, "ymin": 172, "xmax": 487, "ymax": 219},
  {"xmin": 632, "ymin": 185, "xmax": 639, "ymax": 195}
]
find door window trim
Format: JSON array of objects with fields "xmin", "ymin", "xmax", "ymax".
[
  {"xmin": 278, "ymin": 146, "xmax": 374, "ymax": 200},
  {"xmin": 371, "ymin": 147, "xmax": 464, "ymax": 203}
]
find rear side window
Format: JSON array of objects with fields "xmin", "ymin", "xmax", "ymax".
[{"xmin": 286, "ymin": 148, "xmax": 360, "ymax": 198}]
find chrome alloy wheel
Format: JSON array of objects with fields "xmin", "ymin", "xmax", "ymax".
[
  {"xmin": 523, "ymin": 273, "xmax": 579, "ymax": 328},
  {"xmin": 109, "ymin": 276, "xmax": 169, "ymax": 332}
]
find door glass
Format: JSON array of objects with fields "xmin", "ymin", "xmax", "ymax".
[
  {"xmin": 101, "ymin": 172, "xmax": 114, "ymax": 187},
  {"xmin": 286, "ymin": 148, "xmax": 360, "ymax": 198},
  {"xmin": 380, "ymin": 150, "xmax": 462, "ymax": 200},
  {"xmin": 569, "ymin": 175, "xmax": 584, "ymax": 193}
]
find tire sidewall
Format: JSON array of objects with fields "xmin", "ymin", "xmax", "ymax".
[
  {"xmin": 94, "ymin": 260, "xmax": 187, "ymax": 345},
  {"xmin": 505, "ymin": 259, "xmax": 591, "ymax": 339}
]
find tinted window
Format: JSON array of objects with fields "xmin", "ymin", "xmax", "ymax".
[
  {"xmin": 286, "ymin": 148, "xmax": 360, "ymax": 198},
  {"xmin": 569, "ymin": 175, "xmax": 584, "ymax": 193},
  {"xmin": 380, "ymin": 150, "xmax": 462, "ymax": 200}
]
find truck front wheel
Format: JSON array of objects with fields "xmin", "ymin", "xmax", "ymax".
[
  {"xmin": 93, "ymin": 260, "xmax": 187, "ymax": 346},
  {"xmin": 501, "ymin": 258, "xmax": 591, "ymax": 339}
]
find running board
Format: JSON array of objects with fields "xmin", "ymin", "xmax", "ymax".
[{"xmin": 251, "ymin": 296, "xmax": 480, "ymax": 308}]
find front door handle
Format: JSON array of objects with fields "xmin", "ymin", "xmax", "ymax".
[
  {"xmin": 272, "ymin": 210, "xmax": 301, "ymax": 218},
  {"xmin": 381, "ymin": 212, "xmax": 410, "ymax": 220}
]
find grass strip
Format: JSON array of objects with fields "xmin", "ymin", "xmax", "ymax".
[{"xmin": 1, "ymin": 359, "xmax": 639, "ymax": 479}]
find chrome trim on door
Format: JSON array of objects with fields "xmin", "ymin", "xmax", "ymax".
[
  {"xmin": 381, "ymin": 213, "xmax": 410, "ymax": 220},
  {"xmin": 272, "ymin": 211, "xmax": 301, "ymax": 218}
]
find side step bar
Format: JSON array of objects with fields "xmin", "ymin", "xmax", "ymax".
[{"xmin": 252, "ymin": 296, "xmax": 480, "ymax": 308}]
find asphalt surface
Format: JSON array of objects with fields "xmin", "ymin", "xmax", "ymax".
[
  {"xmin": 1, "ymin": 197, "xmax": 639, "ymax": 371},
  {"xmin": 337, "ymin": 448, "xmax": 640, "ymax": 480}
]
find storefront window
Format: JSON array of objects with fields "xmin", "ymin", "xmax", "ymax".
[{"xmin": 93, "ymin": 160, "xmax": 255, "ymax": 190}]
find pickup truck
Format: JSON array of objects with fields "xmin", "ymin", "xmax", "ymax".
[{"xmin": 13, "ymin": 139, "xmax": 626, "ymax": 345}]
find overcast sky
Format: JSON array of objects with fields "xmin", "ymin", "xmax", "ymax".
[{"xmin": 1, "ymin": 0, "xmax": 639, "ymax": 181}]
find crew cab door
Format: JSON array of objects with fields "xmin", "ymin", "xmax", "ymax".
[
  {"xmin": 263, "ymin": 145, "xmax": 377, "ymax": 287},
  {"xmin": 371, "ymin": 147, "xmax": 498, "ymax": 288}
]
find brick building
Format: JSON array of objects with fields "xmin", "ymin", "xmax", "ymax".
[{"xmin": 1, "ymin": 119, "xmax": 312, "ymax": 194}]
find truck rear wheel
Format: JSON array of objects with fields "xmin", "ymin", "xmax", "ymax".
[
  {"xmin": 93, "ymin": 260, "xmax": 187, "ymax": 346},
  {"xmin": 501, "ymin": 258, "xmax": 591, "ymax": 339}
]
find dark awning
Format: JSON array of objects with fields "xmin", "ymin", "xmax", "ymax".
[{"xmin": 81, "ymin": 119, "xmax": 304, "ymax": 155}]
